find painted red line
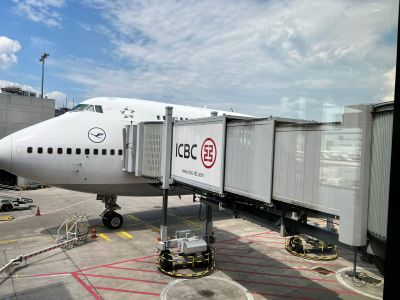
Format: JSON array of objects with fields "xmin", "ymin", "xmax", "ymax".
[
  {"xmin": 71, "ymin": 272, "xmax": 101, "ymax": 300},
  {"xmin": 236, "ymin": 279, "xmax": 356, "ymax": 295},
  {"xmin": 217, "ymin": 259, "xmax": 335, "ymax": 274},
  {"xmin": 217, "ymin": 252, "xmax": 344, "ymax": 267},
  {"xmin": 104, "ymin": 265, "xmax": 158, "ymax": 273},
  {"xmin": 252, "ymin": 234, "xmax": 285, "ymax": 240},
  {"xmin": 79, "ymin": 253, "xmax": 157, "ymax": 272},
  {"xmin": 216, "ymin": 230, "xmax": 273, "ymax": 244},
  {"xmin": 220, "ymin": 240, "xmax": 284, "ymax": 248},
  {"xmin": 106, "ymin": 254, "xmax": 158, "ymax": 267},
  {"xmin": 245, "ymin": 238, "xmax": 285, "ymax": 245},
  {"xmin": 81, "ymin": 273, "xmax": 167, "ymax": 285},
  {"xmin": 252, "ymin": 290, "xmax": 316, "ymax": 300},
  {"xmin": 93, "ymin": 286, "xmax": 160, "ymax": 297},
  {"xmin": 219, "ymin": 267, "xmax": 337, "ymax": 282},
  {"xmin": 216, "ymin": 245, "xmax": 283, "ymax": 252},
  {"xmin": 135, "ymin": 260, "xmax": 154, "ymax": 264}
]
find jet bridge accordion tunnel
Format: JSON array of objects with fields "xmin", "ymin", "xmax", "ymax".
[{"xmin": 123, "ymin": 102, "xmax": 393, "ymax": 264}]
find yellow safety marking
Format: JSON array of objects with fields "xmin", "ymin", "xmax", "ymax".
[
  {"xmin": 0, "ymin": 215, "xmax": 14, "ymax": 221},
  {"xmin": 0, "ymin": 239, "xmax": 18, "ymax": 244},
  {"xmin": 116, "ymin": 232, "xmax": 128, "ymax": 240},
  {"xmin": 181, "ymin": 217, "xmax": 202, "ymax": 229},
  {"xmin": 170, "ymin": 213, "xmax": 202, "ymax": 229},
  {"xmin": 149, "ymin": 225, "xmax": 159, "ymax": 233},
  {"xmin": 128, "ymin": 215, "xmax": 142, "ymax": 223},
  {"xmin": 128, "ymin": 222, "xmax": 142, "ymax": 226},
  {"xmin": 98, "ymin": 233, "xmax": 111, "ymax": 241},
  {"xmin": 119, "ymin": 231, "xmax": 133, "ymax": 239}
]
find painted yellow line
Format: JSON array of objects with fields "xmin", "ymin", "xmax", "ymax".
[
  {"xmin": 98, "ymin": 233, "xmax": 111, "ymax": 241},
  {"xmin": 0, "ymin": 236, "xmax": 40, "ymax": 244},
  {"xmin": 128, "ymin": 215, "xmax": 142, "ymax": 223},
  {"xmin": 169, "ymin": 213, "xmax": 202, "ymax": 229},
  {"xmin": 129, "ymin": 223, "xmax": 142, "ymax": 226},
  {"xmin": 182, "ymin": 217, "xmax": 202, "ymax": 229},
  {"xmin": 0, "ymin": 239, "xmax": 18, "ymax": 244},
  {"xmin": 119, "ymin": 231, "xmax": 133, "ymax": 239},
  {"xmin": 149, "ymin": 225, "xmax": 159, "ymax": 233},
  {"xmin": 116, "ymin": 232, "xmax": 128, "ymax": 240}
]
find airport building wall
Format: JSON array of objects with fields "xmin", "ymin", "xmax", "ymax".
[{"xmin": 0, "ymin": 93, "xmax": 55, "ymax": 186}]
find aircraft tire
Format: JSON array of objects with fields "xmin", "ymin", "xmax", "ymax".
[
  {"xmin": 102, "ymin": 215, "xmax": 111, "ymax": 228},
  {"xmin": 106, "ymin": 211, "xmax": 123, "ymax": 230}
]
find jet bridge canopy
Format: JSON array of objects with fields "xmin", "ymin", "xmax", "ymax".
[{"xmin": 125, "ymin": 104, "xmax": 376, "ymax": 248}]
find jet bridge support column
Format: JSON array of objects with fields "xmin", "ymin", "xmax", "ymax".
[
  {"xmin": 205, "ymin": 204, "xmax": 213, "ymax": 243},
  {"xmin": 160, "ymin": 106, "xmax": 173, "ymax": 242}
]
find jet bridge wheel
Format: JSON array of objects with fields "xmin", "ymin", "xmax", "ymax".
[{"xmin": 102, "ymin": 211, "xmax": 123, "ymax": 229}]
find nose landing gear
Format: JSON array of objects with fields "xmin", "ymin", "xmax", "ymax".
[{"xmin": 98, "ymin": 195, "xmax": 124, "ymax": 229}]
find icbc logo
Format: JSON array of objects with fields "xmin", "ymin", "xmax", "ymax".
[{"xmin": 201, "ymin": 138, "xmax": 217, "ymax": 169}]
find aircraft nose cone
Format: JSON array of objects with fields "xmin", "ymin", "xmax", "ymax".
[{"xmin": 0, "ymin": 135, "xmax": 12, "ymax": 172}]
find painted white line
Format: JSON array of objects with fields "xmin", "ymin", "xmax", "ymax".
[
  {"xmin": 335, "ymin": 267, "xmax": 383, "ymax": 300},
  {"xmin": 10, "ymin": 198, "xmax": 94, "ymax": 221},
  {"xmin": 160, "ymin": 276, "xmax": 254, "ymax": 300}
]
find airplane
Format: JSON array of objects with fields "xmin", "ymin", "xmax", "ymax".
[{"xmin": 0, "ymin": 97, "xmax": 248, "ymax": 229}]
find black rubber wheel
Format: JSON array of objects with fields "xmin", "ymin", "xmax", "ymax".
[
  {"xmin": 1, "ymin": 204, "xmax": 13, "ymax": 212},
  {"xmin": 106, "ymin": 211, "xmax": 123, "ymax": 229},
  {"xmin": 159, "ymin": 251, "xmax": 173, "ymax": 271},
  {"xmin": 102, "ymin": 216, "xmax": 111, "ymax": 228}
]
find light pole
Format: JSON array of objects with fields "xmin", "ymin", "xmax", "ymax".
[{"xmin": 39, "ymin": 52, "xmax": 49, "ymax": 98}]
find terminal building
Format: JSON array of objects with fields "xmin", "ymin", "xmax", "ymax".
[{"xmin": 0, "ymin": 87, "xmax": 55, "ymax": 186}]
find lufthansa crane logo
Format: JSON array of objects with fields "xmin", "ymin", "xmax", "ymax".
[
  {"xmin": 88, "ymin": 127, "xmax": 106, "ymax": 143},
  {"xmin": 201, "ymin": 138, "xmax": 217, "ymax": 169}
]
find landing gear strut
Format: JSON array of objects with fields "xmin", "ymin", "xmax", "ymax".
[{"xmin": 98, "ymin": 195, "xmax": 123, "ymax": 229}]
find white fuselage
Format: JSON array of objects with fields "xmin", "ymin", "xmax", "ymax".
[{"xmin": 0, "ymin": 97, "xmax": 248, "ymax": 196}]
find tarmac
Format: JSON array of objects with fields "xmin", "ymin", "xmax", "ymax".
[{"xmin": 0, "ymin": 187, "xmax": 384, "ymax": 299}]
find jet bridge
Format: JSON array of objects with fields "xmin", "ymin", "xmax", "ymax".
[{"xmin": 124, "ymin": 104, "xmax": 378, "ymax": 250}]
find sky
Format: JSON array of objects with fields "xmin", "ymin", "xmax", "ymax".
[{"xmin": 0, "ymin": 0, "xmax": 398, "ymax": 120}]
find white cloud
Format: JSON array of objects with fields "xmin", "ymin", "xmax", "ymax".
[
  {"xmin": 12, "ymin": 0, "xmax": 66, "ymax": 27},
  {"xmin": 383, "ymin": 67, "xmax": 396, "ymax": 102},
  {"xmin": 58, "ymin": 0, "xmax": 398, "ymax": 118},
  {"xmin": 0, "ymin": 80, "xmax": 36, "ymax": 94},
  {"xmin": 45, "ymin": 90, "xmax": 71, "ymax": 108},
  {"xmin": 0, "ymin": 36, "xmax": 21, "ymax": 69}
]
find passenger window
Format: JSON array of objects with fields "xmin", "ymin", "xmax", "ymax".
[
  {"xmin": 94, "ymin": 149, "xmax": 98, "ymax": 155},
  {"xmin": 57, "ymin": 148, "xmax": 63, "ymax": 154},
  {"xmin": 110, "ymin": 149, "xmax": 115, "ymax": 155},
  {"xmin": 118, "ymin": 149, "xmax": 123, "ymax": 155},
  {"xmin": 157, "ymin": 115, "xmax": 160, "ymax": 120},
  {"xmin": 76, "ymin": 148, "xmax": 81, "ymax": 155},
  {"xmin": 38, "ymin": 147, "xmax": 43, "ymax": 154},
  {"xmin": 95, "ymin": 105, "xmax": 103, "ymax": 113},
  {"xmin": 102, "ymin": 149, "xmax": 107, "ymax": 155},
  {"xmin": 85, "ymin": 148, "xmax": 90, "ymax": 155},
  {"xmin": 48, "ymin": 147, "xmax": 53, "ymax": 154},
  {"xmin": 27, "ymin": 147, "xmax": 33, "ymax": 153},
  {"xmin": 162, "ymin": 116, "xmax": 166, "ymax": 120},
  {"xmin": 67, "ymin": 148, "xmax": 72, "ymax": 154},
  {"xmin": 180, "ymin": 117, "xmax": 183, "ymax": 120}
]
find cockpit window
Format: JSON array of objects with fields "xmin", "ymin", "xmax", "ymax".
[
  {"xmin": 72, "ymin": 104, "xmax": 89, "ymax": 111},
  {"xmin": 71, "ymin": 104, "xmax": 103, "ymax": 113}
]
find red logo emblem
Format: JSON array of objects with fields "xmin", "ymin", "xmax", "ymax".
[{"xmin": 201, "ymin": 138, "xmax": 217, "ymax": 169}]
